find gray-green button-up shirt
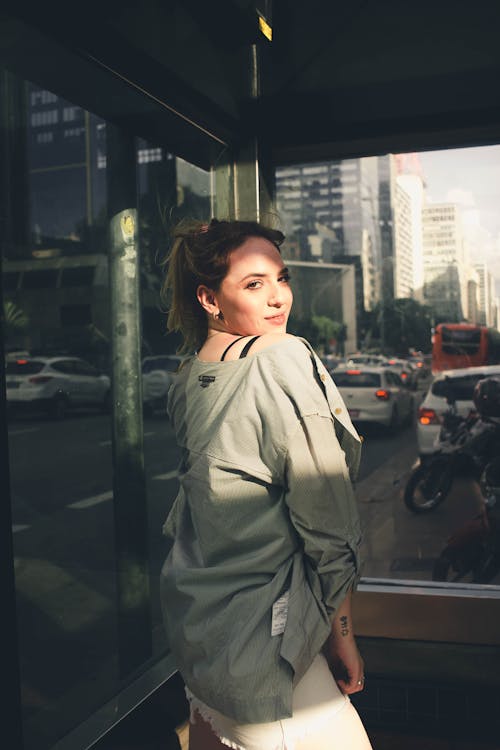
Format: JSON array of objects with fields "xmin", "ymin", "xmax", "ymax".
[{"xmin": 161, "ymin": 336, "xmax": 362, "ymax": 724}]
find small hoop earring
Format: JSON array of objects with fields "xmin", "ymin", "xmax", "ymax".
[{"xmin": 212, "ymin": 311, "xmax": 224, "ymax": 322}]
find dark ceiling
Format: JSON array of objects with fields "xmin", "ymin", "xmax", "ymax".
[{"xmin": 2, "ymin": 0, "xmax": 500, "ymax": 167}]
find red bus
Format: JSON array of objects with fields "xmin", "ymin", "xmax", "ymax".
[{"xmin": 431, "ymin": 323, "xmax": 500, "ymax": 373}]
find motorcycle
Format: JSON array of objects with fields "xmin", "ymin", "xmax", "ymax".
[
  {"xmin": 432, "ymin": 457, "xmax": 500, "ymax": 583},
  {"xmin": 404, "ymin": 381, "xmax": 500, "ymax": 514}
]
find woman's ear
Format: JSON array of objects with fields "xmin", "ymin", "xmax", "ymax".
[{"xmin": 197, "ymin": 285, "xmax": 220, "ymax": 317}]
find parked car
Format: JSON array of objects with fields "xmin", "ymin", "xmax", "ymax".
[
  {"xmin": 332, "ymin": 365, "xmax": 414, "ymax": 429},
  {"xmin": 142, "ymin": 355, "xmax": 184, "ymax": 414},
  {"xmin": 343, "ymin": 354, "xmax": 388, "ymax": 367},
  {"xmin": 382, "ymin": 357, "xmax": 418, "ymax": 389},
  {"xmin": 416, "ymin": 364, "xmax": 500, "ymax": 456},
  {"xmin": 407, "ymin": 353, "xmax": 431, "ymax": 378},
  {"xmin": 320, "ymin": 354, "xmax": 343, "ymax": 371},
  {"xmin": 6, "ymin": 356, "xmax": 110, "ymax": 418}
]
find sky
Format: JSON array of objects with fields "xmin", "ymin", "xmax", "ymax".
[{"xmin": 417, "ymin": 144, "xmax": 500, "ymax": 295}]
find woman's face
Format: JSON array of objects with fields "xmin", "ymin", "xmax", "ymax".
[{"xmin": 215, "ymin": 236, "xmax": 293, "ymax": 336}]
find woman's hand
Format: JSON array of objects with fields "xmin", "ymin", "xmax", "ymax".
[
  {"xmin": 324, "ymin": 630, "xmax": 365, "ymax": 695},
  {"xmin": 323, "ymin": 591, "xmax": 365, "ymax": 694}
]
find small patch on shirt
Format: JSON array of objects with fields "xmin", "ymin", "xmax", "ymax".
[
  {"xmin": 271, "ymin": 590, "xmax": 289, "ymax": 636},
  {"xmin": 198, "ymin": 375, "xmax": 216, "ymax": 388}
]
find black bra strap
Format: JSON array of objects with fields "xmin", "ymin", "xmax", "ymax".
[
  {"xmin": 220, "ymin": 335, "xmax": 261, "ymax": 361},
  {"xmin": 239, "ymin": 335, "xmax": 261, "ymax": 358},
  {"xmin": 220, "ymin": 336, "xmax": 246, "ymax": 361}
]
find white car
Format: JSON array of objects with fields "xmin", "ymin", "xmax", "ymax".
[
  {"xmin": 142, "ymin": 355, "xmax": 184, "ymax": 414},
  {"xmin": 416, "ymin": 364, "xmax": 500, "ymax": 456},
  {"xmin": 343, "ymin": 354, "xmax": 388, "ymax": 367},
  {"xmin": 332, "ymin": 366, "xmax": 414, "ymax": 429},
  {"xmin": 6, "ymin": 356, "xmax": 110, "ymax": 418}
]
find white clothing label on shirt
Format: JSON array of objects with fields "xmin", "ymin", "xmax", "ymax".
[{"xmin": 271, "ymin": 590, "xmax": 290, "ymax": 636}]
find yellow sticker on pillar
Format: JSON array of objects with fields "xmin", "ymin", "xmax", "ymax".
[{"xmin": 121, "ymin": 213, "xmax": 135, "ymax": 243}]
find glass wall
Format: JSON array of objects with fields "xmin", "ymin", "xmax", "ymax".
[
  {"xmin": 276, "ymin": 148, "xmax": 500, "ymax": 588},
  {"xmin": 2, "ymin": 70, "xmax": 214, "ymax": 749}
]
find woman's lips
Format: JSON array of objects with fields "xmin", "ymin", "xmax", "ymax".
[{"xmin": 266, "ymin": 313, "xmax": 286, "ymax": 325}]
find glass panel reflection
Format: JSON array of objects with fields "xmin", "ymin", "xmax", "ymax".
[
  {"xmin": 276, "ymin": 148, "xmax": 500, "ymax": 588},
  {"xmin": 136, "ymin": 142, "xmax": 212, "ymax": 655},
  {"xmin": 2, "ymin": 70, "xmax": 214, "ymax": 749},
  {"xmin": 3, "ymin": 72, "xmax": 117, "ymax": 749}
]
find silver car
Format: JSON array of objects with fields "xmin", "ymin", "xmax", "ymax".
[
  {"xmin": 6, "ymin": 355, "xmax": 110, "ymax": 418},
  {"xmin": 332, "ymin": 365, "xmax": 414, "ymax": 429},
  {"xmin": 416, "ymin": 364, "xmax": 500, "ymax": 456}
]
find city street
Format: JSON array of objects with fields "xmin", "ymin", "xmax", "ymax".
[
  {"xmin": 9, "ymin": 406, "xmax": 420, "ymax": 560},
  {"xmin": 8, "ymin": 398, "xmax": 490, "ymax": 742},
  {"xmin": 9, "ymin": 399, "xmax": 479, "ymax": 589}
]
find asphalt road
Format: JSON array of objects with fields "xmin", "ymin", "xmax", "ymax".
[
  {"xmin": 8, "ymin": 407, "xmax": 414, "ymax": 537},
  {"xmin": 8, "ymin": 396, "xmax": 489, "ymax": 749}
]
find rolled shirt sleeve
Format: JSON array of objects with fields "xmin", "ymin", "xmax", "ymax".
[{"xmin": 284, "ymin": 412, "xmax": 363, "ymax": 617}]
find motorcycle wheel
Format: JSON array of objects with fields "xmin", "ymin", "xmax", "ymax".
[{"xmin": 404, "ymin": 458, "xmax": 453, "ymax": 513}]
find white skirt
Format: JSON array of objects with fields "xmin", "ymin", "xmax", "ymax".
[{"xmin": 186, "ymin": 652, "xmax": 372, "ymax": 750}]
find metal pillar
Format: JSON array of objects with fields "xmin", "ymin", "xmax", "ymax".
[
  {"xmin": 341, "ymin": 265, "xmax": 358, "ymax": 356},
  {"xmin": 106, "ymin": 124, "xmax": 152, "ymax": 677},
  {"xmin": 0, "ymin": 69, "xmax": 24, "ymax": 748},
  {"xmin": 215, "ymin": 42, "xmax": 275, "ymax": 222}
]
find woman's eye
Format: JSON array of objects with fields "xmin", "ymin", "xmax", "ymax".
[
  {"xmin": 279, "ymin": 273, "xmax": 291, "ymax": 283},
  {"xmin": 246, "ymin": 280, "xmax": 262, "ymax": 289}
]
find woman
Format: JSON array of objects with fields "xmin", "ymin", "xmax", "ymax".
[{"xmin": 160, "ymin": 218, "xmax": 372, "ymax": 750}]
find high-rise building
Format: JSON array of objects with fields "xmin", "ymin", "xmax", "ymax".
[
  {"xmin": 377, "ymin": 154, "xmax": 396, "ymax": 301},
  {"xmin": 466, "ymin": 268, "xmax": 480, "ymax": 324},
  {"xmin": 4, "ymin": 82, "xmax": 208, "ymax": 357},
  {"xmin": 392, "ymin": 153, "xmax": 427, "ymax": 301},
  {"xmin": 422, "ymin": 203, "xmax": 467, "ymax": 322},
  {"xmin": 275, "ymin": 156, "xmax": 383, "ymax": 312},
  {"xmin": 474, "ymin": 262, "xmax": 496, "ymax": 326},
  {"xmin": 393, "ymin": 173, "xmax": 425, "ymax": 300}
]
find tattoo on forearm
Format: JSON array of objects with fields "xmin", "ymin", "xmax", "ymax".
[{"xmin": 340, "ymin": 615, "xmax": 349, "ymax": 637}]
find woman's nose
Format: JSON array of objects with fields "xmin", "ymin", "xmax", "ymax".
[{"xmin": 268, "ymin": 285, "xmax": 284, "ymax": 306}]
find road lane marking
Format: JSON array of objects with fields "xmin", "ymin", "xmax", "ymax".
[
  {"xmin": 68, "ymin": 491, "xmax": 113, "ymax": 509},
  {"xmin": 153, "ymin": 470, "xmax": 178, "ymax": 481},
  {"xmin": 12, "ymin": 524, "xmax": 31, "ymax": 533},
  {"xmin": 66, "ymin": 468, "xmax": 178, "ymax": 511},
  {"xmin": 67, "ymin": 472, "xmax": 178, "ymax": 511}
]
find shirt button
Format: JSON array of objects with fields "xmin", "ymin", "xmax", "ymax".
[
  {"xmin": 320, "ymin": 373, "xmax": 326, "ymax": 382},
  {"xmin": 334, "ymin": 407, "xmax": 342, "ymax": 415}
]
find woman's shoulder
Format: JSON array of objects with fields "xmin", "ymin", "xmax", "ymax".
[
  {"xmin": 251, "ymin": 334, "xmax": 321, "ymax": 383},
  {"xmin": 247, "ymin": 332, "xmax": 299, "ymax": 356},
  {"xmin": 249, "ymin": 333, "xmax": 318, "ymax": 363}
]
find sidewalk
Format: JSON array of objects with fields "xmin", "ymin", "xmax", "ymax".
[{"xmin": 356, "ymin": 437, "xmax": 488, "ymax": 582}]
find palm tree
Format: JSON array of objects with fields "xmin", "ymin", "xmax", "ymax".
[{"xmin": 3, "ymin": 300, "xmax": 29, "ymax": 339}]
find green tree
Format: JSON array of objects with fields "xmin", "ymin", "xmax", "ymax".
[
  {"xmin": 3, "ymin": 300, "xmax": 29, "ymax": 339},
  {"xmin": 288, "ymin": 314, "xmax": 344, "ymax": 354},
  {"xmin": 366, "ymin": 298, "xmax": 432, "ymax": 355}
]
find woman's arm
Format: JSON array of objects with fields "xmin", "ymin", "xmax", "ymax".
[
  {"xmin": 323, "ymin": 590, "xmax": 365, "ymax": 694},
  {"xmin": 284, "ymin": 413, "xmax": 363, "ymax": 616},
  {"xmin": 283, "ymin": 411, "xmax": 365, "ymax": 692}
]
